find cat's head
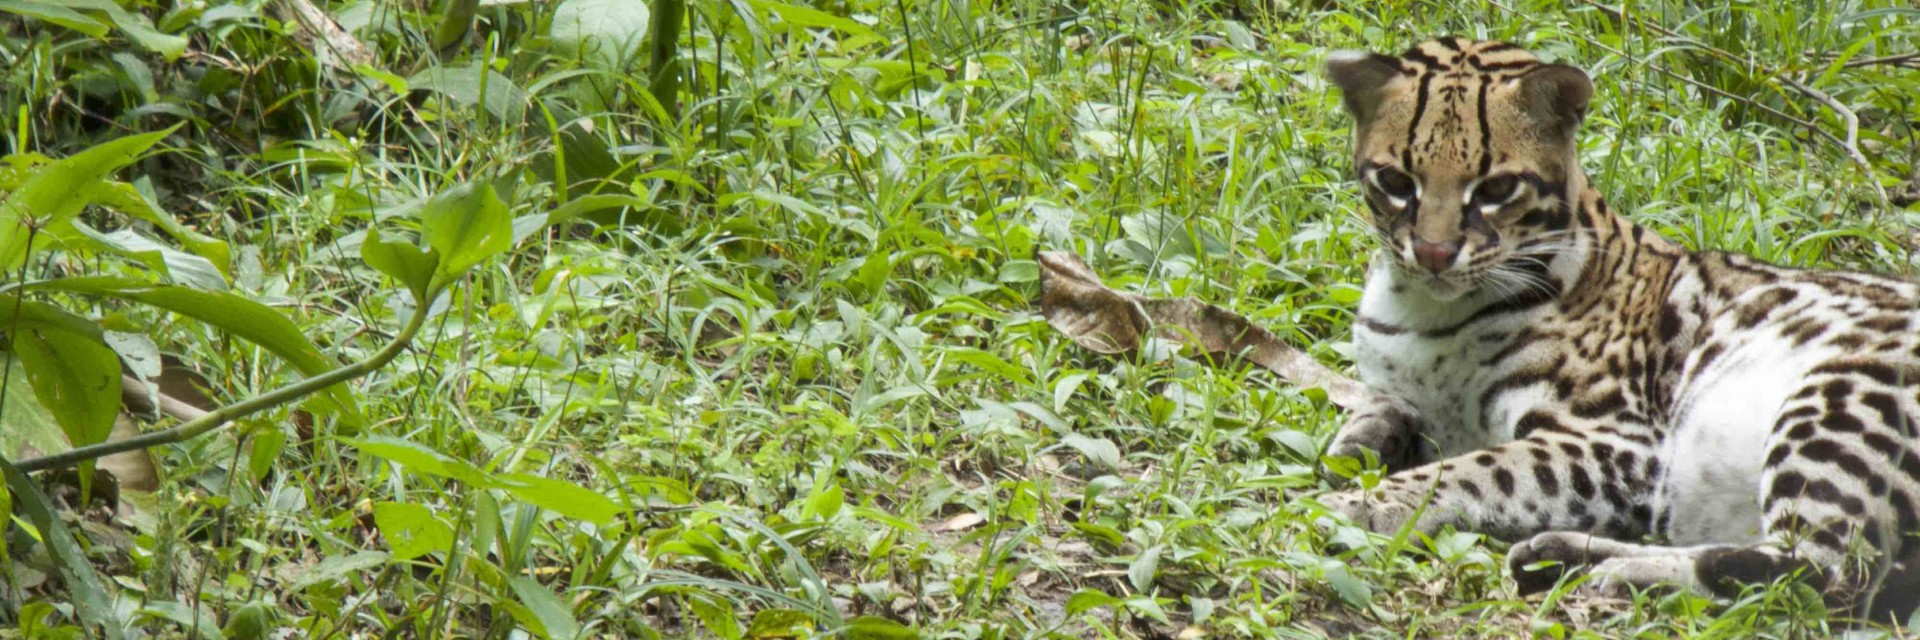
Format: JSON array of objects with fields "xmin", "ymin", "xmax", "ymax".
[{"xmin": 1327, "ymin": 38, "xmax": 1591, "ymax": 299}]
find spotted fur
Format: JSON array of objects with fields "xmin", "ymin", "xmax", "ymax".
[{"xmin": 1318, "ymin": 38, "xmax": 1920, "ymax": 620}]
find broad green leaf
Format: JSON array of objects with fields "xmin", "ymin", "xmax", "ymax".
[
  {"xmin": 544, "ymin": 193, "xmax": 651, "ymax": 227},
  {"xmin": 248, "ymin": 427, "xmax": 285, "ymax": 482},
  {"xmin": 40, "ymin": 0, "xmax": 187, "ymax": 59},
  {"xmin": 0, "ymin": 126, "xmax": 177, "ymax": 269},
  {"xmin": 111, "ymin": 52, "xmax": 157, "ymax": 102},
  {"xmin": 0, "ymin": 0, "xmax": 109, "ymax": 35},
  {"xmin": 1123, "ymin": 596, "xmax": 1171, "ymax": 623},
  {"xmin": 746, "ymin": 609, "xmax": 813, "ymax": 640},
  {"xmin": 1127, "ymin": 544, "xmax": 1162, "ymax": 593},
  {"xmin": 550, "ymin": 0, "xmax": 650, "ymax": 70},
  {"xmin": 346, "ymin": 436, "xmax": 495, "ymax": 488},
  {"xmin": 1323, "ymin": 563, "xmax": 1373, "ymax": 607},
  {"xmin": 1060, "ymin": 433, "xmax": 1121, "ymax": 471},
  {"xmin": 352, "ymin": 64, "xmax": 410, "ymax": 94},
  {"xmin": 509, "ymin": 577, "xmax": 581, "ymax": 640},
  {"xmin": 222, "ymin": 602, "xmax": 274, "ymax": 640},
  {"xmin": 409, "ymin": 63, "xmax": 530, "ymax": 123},
  {"xmin": 807, "ymin": 482, "xmax": 844, "ymax": 520},
  {"xmin": 843, "ymin": 616, "xmax": 917, "ymax": 640},
  {"xmin": 102, "ymin": 179, "xmax": 232, "ymax": 276},
  {"xmin": 102, "ymin": 330, "xmax": 161, "ymax": 379},
  {"xmin": 430, "ymin": 0, "xmax": 479, "ymax": 52},
  {"xmin": 1051, "ymin": 372, "xmax": 1089, "ymax": 414},
  {"xmin": 29, "ymin": 277, "xmax": 364, "ymax": 429},
  {"xmin": 944, "ymin": 348, "xmax": 1030, "ymax": 385},
  {"xmin": 361, "ymin": 227, "xmax": 437, "ymax": 301},
  {"xmin": 373, "ymin": 502, "xmax": 455, "ymax": 560},
  {"xmin": 137, "ymin": 601, "xmax": 226, "ymax": 640},
  {"xmin": 743, "ymin": 0, "xmax": 875, "ymax": 38},
  {"xmin": 625, "ymin": 475, "xmax": 695, "ymax": 504},
  {"xmin": 687, "ymin": 594, "xmax": 743, "ymax": 640},
  {"xmin": 69, "ymin": 223, "xmax": 228, "ymax": 290},
  {"xmin": 1065, "ymin": 589, "xmax": 1121, "ymax": 615},
  {"xmin": 420, "ymin": 182, "xmax": 512, "ymax": 285},
  {"xmin": 497, "ymin": 472, "xmax": 620, "ymax": 525},
  {"xmin": 3, "ymin": 299, "xmax": 119, "ymax": 457},
  {"xmin": 0, "ymin": 357, "xmax": 74, "ymax": 459},
  {"xmin": 2, "ymin": 457, "xmax": 128, "ymax": 640},
  {"xmin": 290, "ymin": 551, "xmax": 390, "ymax": 589},
  {"xmin": 854, "ymin": 251, "xmax": 891, "ymax": 296},
  {"xmin": 472, "ymin": 489, "xmax": 501, "ymax": 566},
  {"xmin": 664, "ymin": 528, "xmax": 753, "ymax": 574}
]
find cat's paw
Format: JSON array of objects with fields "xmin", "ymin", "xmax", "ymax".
[{"xmin": 1320, "ymin": 489, "xmax": 1419, "ymax": 533}]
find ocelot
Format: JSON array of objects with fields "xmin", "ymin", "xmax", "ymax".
[{"xmin": 1316, "ymin": 37, "xmax": 1920, "ymax": 620}]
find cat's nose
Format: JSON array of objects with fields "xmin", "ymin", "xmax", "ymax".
[{"xmin": 1413, "ymin": 240, "xmax": 1461, "ymax": 274}]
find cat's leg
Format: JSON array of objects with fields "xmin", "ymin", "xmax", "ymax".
[
  {"xmin": 1325, "ymin": 395, "xmax": 1433, "ymax": 471},
  {"xmin": 1320, "ymin": 416, "xmax": 1659, "ymax": 542},
  {"xmin": 1511, "ymin": 365, "xmax": 1920, "ymax": 618}
]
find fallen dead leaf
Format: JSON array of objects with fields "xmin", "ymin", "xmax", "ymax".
[
  {"xmin": 935, "ymin": 512, "xmax": 986, "ymax": 532},
  {"xmin": 1036, "ymin": 251, "xmax": 1374, "ymax": 409}
]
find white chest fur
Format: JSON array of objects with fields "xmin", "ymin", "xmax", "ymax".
[{"xmin": 1351, "ymin": 260, "xmax": 1551, "ymax": 455}]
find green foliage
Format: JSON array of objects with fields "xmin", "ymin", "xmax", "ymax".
[{"xmin": 0, "ymin": 0, "xmax": 1914, "ymax": 638}]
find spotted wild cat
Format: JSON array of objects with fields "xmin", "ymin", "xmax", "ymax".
[{"xmin": 1315, "ymin": 37, "xmax": 1920, "ymax": 619}]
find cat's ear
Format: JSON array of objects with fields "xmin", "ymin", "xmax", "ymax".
[
  {"xmin": 1518, "ymin": 63, "xmax": 1592, "ymax": 137},
  {"xmin": 1326, "ymin": 51, "xmax": 1405, "ymax": 125}
]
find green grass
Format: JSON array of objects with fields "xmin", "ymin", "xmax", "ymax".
[{"xmin": 1, "ymin": 0, "xmax": 1917, "ymax": 638}]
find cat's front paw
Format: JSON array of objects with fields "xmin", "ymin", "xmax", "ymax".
[
  {"xmin": 1323, "ymin": 399, "xmax": 1427, "ymax": 472},
  {"xmin": 1320, "ymin": 489, "xmax": 1419, "ymax": 533}
]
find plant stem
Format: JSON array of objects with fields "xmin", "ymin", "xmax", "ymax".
[
  {"xmin": 647, "ymin": 0, "xmax": 686, "ymax": 122},
  {"xmin": 15, "ymin": 303, "xmax": 432, "ymax": 474}
]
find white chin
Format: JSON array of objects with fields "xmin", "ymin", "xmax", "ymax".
[{"xmin": 1414, "ymin": 275, "xmax": 1473, "ymax": 301}]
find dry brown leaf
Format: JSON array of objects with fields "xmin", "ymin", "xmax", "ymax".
[
  {"xmin": 1036, "ymin": 251, "xmax": 1373, "ymax": 409},
  {"xmin": 98, "ymin": 415, "xmax": 159, "ymax": 493},
  {"xmin": 274, "ymin": 0, "xmax": 376, "ymax": 70},
  {"xmin": 935, "ymin": 512, "xmax": 986, "ymax": 532}
]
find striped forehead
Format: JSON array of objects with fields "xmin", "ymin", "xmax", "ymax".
[
  {"xmin": 1388, "ymin": 40, "xmax": 1543, "ymax": 171},
  {"xmin": 1398, "ymin": 39, "xmax": 1543, "ymax": 75}
]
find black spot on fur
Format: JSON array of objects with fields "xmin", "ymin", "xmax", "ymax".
[
  {"xmin": 1568, "ymin": 465, "xmax": 1596, "ymax": 499},
  {"xmin": 1772, "ymin": 470, "xmax": 1807, "ymax": 496},
  {"xmin": 1514, "ymin": 411, "xmax": 1562, "ymax": 439},
  {"xmin": 1798, "ymin": 439, "xmax": 1871, "ymax": 480},
  {"xmin": 1658, "ymin": 306, "xmax": 1682, "ymax": 342},
  {"xmin": 1532, "ymin": 465, "xmax": 1560, "ymax": 496}
]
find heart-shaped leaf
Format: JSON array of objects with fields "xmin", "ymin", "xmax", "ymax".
[
  {"xmin": 550, "ymin": 0, "xmax": 650, "ymax": 70},
  {"xmin": 373, "ymin": 502, "xmax": 455, "ymax": 560},
  {"xmin": 420, "ymin": 181, "xmax": 512, "ymax": 288},
  {"xmin": 361, "ymin": 227, "xmax": 437, "ymax": 302}
]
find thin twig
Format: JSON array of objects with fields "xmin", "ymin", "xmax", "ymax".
[
  {"xmin": 15, "ymin": 306, "xmax": 430, "ymax": 474},
  {"xmin": 120, "ymin": 375, "xmax": 211, "ymax": 424},
  {"xmin": 1494, "ymin": 0, "xmax": 1899, "ymax": 215},
  {"xmin": 1779, "ymin": 75, "xmax": 1893, "ymax": 210},
  {"xmin": 1823, "ymin": 52, "xmax": 1920, "ymax": 69}
]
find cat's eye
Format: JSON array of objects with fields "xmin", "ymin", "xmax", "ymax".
[
  {"xmin": 1472, "ymin": 174, "xmax": 1523, "ymax": 206},
  {"xmin": 1370, "ymin": 167, "xmax": 1417, "ymax": 201}
]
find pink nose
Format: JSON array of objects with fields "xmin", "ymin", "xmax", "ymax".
[{"xmin": 1412, "ymin": 240, "xmax": 1460, "ymax": 274}]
